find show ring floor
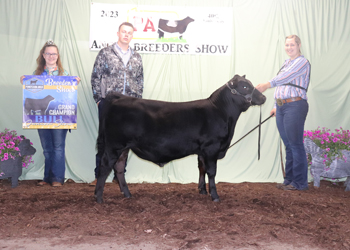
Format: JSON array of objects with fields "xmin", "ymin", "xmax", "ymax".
[{"xmin": 0, "ymin": 180, "xmax": 349, "ymax": 249}]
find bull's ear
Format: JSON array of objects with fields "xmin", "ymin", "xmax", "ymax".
[{"xmin": 243, "ymin": 75, "xmax": 246, "ymax": 78}]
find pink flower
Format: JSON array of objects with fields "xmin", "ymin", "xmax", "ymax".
[
  {"xmin": 1, "ymin": 129, "xmax": 33, "ymax": 168},
  {"xmin": 326, "ymin": 148, "xmax": 330, "ymax": 152}
]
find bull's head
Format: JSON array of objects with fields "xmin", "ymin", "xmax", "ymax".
[{"xmin": 226, "ymin": 75, "xmax": 266, "ymax": 108}]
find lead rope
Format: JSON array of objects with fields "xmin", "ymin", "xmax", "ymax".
[
  {"xmin": 228, "ymin": 111, "xmax": 274, "ymax": 160},
  {"xmin": 280, "ymin": 138, "xmax": 286, "ymax": 177},
  {"xmin": 258, "ymin": 106, "xmax": 262, "ymax": 160}
]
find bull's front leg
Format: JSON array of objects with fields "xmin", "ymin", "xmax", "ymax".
[
  {"xmin": 95, "ymin": 155, "xmax": 111, "ymax": 203},
  {"xmin": 114, "ymin": 149, "xmax": 131, "ymax": 198},
  {"xmin": 206, "ymin": 159, "xmax": 220, "ymax": 202},
  {"xmin": 197, "ymin": 155, "xmax": 208, "ymax": 195}
]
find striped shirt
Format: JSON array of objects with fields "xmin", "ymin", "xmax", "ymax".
[{"xmin": 270, "ymin": 55, "xmax": 310, "ymax": 104}]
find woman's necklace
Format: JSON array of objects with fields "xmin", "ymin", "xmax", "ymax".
[{"xmin": 46, "ymin": 65, "xmax": 57, "ymax": 71}]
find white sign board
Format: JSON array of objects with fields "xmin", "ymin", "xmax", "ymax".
[{"xmin": 90, "ymin": 3, "xmax": 232, "ymax": 55}]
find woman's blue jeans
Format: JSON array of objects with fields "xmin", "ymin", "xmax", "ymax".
[
  {"xmin": 38, "ymin": 129, "xmax": 68, "ymax": 184},
  {"xmin": 276, "ymin": 99, "xmax": 309, "ymax": 190}
]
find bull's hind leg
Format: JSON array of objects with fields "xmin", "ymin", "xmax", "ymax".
[
  {"xmin": 197, "ymin": 155, "xmax": 208, "ymax": 195},
  {"xmin": 114, "ymin": 149, "xmax": 131, "ymax": 198},
  {"xmin": 94, "ymin": 154, "xmax": 112, "ymax": 203}
]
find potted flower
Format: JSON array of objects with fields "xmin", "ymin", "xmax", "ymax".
[
  {"xmin": 303, "ymin": 127, "xmax": 350, "ymax": 191},
  {"xmin": 0, "ymin": 129, "xmax": 36, "ymax": 187}
]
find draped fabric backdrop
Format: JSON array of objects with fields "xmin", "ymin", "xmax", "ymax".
[{"xmin": 0, "ymin": 0, "xmax": 349, "ymax": 184}]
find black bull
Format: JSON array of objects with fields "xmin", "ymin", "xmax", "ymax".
[{"xmin": 95, "ymin": 75, "xmax": 266, "ymax": 203}]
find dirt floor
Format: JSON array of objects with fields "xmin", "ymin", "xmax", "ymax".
[{"xmin": 0, "ymin": 179, "xmax": 349, "ymax": 250}]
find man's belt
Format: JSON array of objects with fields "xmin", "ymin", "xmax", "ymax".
[{"xmin": 276, "ymin": 97, "xmax": 302, "ymax": 106}]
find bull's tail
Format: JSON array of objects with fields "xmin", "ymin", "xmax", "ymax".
[
  {"xmin": 96, "ymin": 93, "xmax": 123, "ymax": 169},
  {"xmin": 96, "ymin": 118, "xmax": 105, "ymax": 168},
  {"xmin": 96, "ymin": 102, "xmax": 109, "ymax": 169}
]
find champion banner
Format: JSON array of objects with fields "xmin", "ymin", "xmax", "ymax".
[
  {"xmin": 90, "ymin": 3, "xmax": 232, "ymax": 55},
  {"xmin": 22, "ymin": 75, "xmax": 78, "ymax": 129}
]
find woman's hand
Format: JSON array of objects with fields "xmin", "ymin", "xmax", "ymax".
[
  {"xmin": 270, "ymin": 108, "xmax": 276, "ymax": 117},
  {"xmin": 75, "ymin": 77, "xmax": 81, "ymax": 84},
  {"xmin": 256, "ymin": 82, "xmax": 271, "ymax": 93},
  {"xmin": 20, "ymin": 75, "xmax": 25, "ymax": 84}
]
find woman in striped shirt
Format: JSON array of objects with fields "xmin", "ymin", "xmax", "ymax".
[{"xmin": 256, "ymin": 35, "xmax": 311, "ymax": 191}]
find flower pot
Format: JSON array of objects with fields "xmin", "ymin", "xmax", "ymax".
[
  {"xmin": 0, "ymin": 157, "xmax": 23, "ymax": 188},
  {"xmin": 304, "ymin": 137, "xmax": 350, "ymax": 191},
  {"xmin": 0, "ymin": 139, "xmax": 36, "ymax": 188}
]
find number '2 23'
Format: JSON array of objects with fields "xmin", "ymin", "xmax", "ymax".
[{"xmin": 101, "ymin": 10, "xmax": 118, "ymax": 18}]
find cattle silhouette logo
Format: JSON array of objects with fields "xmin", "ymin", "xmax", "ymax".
[
  {"xmin": 24, "ymin": 77, "xmax": 44, "ymax": 93},
  {"xmin": 24, "ymin": 95, "xmax": 55, "ymax": 115},
  {"xmin": 157, "ymin": 16, "xmax": 194, "ymax": 41}
]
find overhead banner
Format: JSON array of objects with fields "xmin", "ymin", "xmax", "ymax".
[
  {"xmin": 22, "ymin": 75, "xmax": 78, "ymax": 129},
  {"xmin": 90, "ymin": 3, "xmax": 232, "ymax": 55}
]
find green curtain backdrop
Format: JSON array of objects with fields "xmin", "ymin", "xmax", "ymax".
[{"xmin": 0, "ymin": 0, "xmax": 349, "ymax": 184}]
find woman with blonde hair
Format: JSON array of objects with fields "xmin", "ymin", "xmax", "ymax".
[
  {"xmin": 20, "ymin": 40, "xmax": 80, "ymax": 187},
  {"xmin": 256, "ymin": 35, "xmax": 311, "ymax": 191}
]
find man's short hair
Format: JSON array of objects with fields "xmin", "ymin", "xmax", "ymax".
[{"xmin": 119, "ymin": 22, "xmax": 134, "ymax": 31}]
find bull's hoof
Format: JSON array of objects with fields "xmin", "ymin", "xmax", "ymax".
[
  {"xmin": 122, "ymin": 192, "xmax": 132, "ymax": 198},
  {"xmin": 212, "ymin": 198, "xmax": 220, "ymax": 202},
  {"xmin": 95, "ymin": 193, "xmax": 103, "ymax": 203},
  {"xmin": 199, "ymin": 189, "xmax": 208, "ymax": 195}
]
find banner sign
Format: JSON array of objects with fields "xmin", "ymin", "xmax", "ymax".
[
  {"xmin": 22, "ymin": 75, "xmax": 78, "ymax": 129},
  {"xmin": 90, "ymin": 3, "xmax": 232, "ymax": 55}
]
